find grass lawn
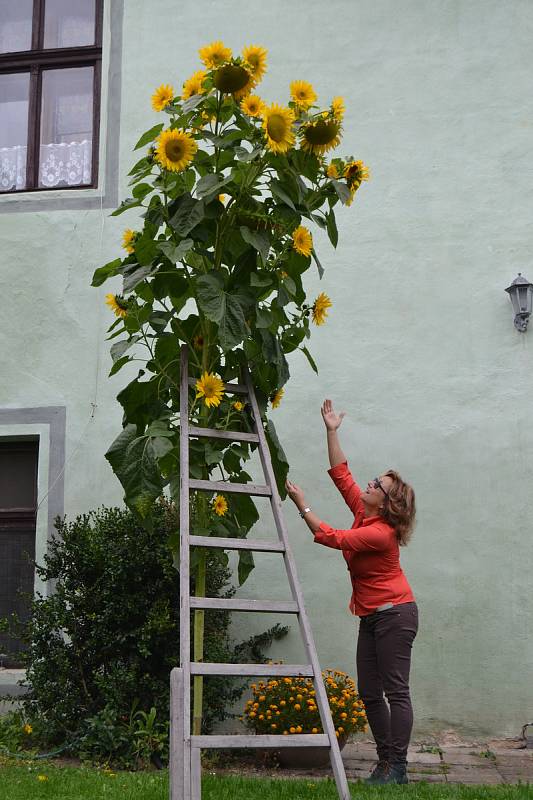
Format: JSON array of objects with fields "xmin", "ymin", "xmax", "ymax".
[{"xmin": 0, "ymin": 759, "xmax": 530, "ymax": 799}]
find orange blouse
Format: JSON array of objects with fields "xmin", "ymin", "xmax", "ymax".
[{"xmin": 314, "ymin": 461, "xmax": 415, "ymax": 617}]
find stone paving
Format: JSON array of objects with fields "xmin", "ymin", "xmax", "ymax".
[{"xmin": 342, "ymin": 733, "xmax": 533, "ymax": 785}]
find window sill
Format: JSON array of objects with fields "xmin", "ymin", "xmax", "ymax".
[{"xmin": 0, "ymin": 184, "xmax": 113, "ymax": 213}]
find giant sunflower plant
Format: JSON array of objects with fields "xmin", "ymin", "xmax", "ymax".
[{"xmin": 92, "ymin": 41, "xmax": 368, "ymax": 735}]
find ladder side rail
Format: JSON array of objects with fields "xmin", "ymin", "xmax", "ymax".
[
  {"xmin": 243, "ymin": 366, "xmax": 351, "ymax": 800},
  {"xmin": 169, "ymin": 668, "xmax": 184, "ymax": 800},
  {"xmin": 179, "ymin": 344, "xmax": 192, "ymax": 800}
]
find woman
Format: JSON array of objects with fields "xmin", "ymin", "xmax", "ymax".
[{"xmin": 285, "ymin": 399, "xmax": 418, "ymax": 786}]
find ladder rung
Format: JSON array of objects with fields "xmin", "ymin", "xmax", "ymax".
[
  {"xmin": 190, "ymin": 662, "xmax": 314, "ymax": 677},
  {"xmin": 189, "ymin": 478, "xmax": 271, "ymax": 496},
  {"xmin": 189, "ymin": 598, "xmax": 299, "ymax": 613},
  {"xmin": 191, "ymin": 734, "xmax": 330, "ymax": 749},
  {"xmin": 189, "ymin": 425, "xmax": 259, "ymax": 443},
  {"xmin": 188, "ymin": 377, "xmax": 248, "ymax": 395},
  {"xmin": 189, "ymin": 535, "xmax": 285, "ymax": 553}
]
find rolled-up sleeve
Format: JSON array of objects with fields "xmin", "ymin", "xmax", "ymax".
[
  {"xmin": 328, "ymin": 462, "xmax": 363, "ymax": 516},
  {"xmin": 314, "ymin": 520, "xmax": 390, "ymax": 552}
]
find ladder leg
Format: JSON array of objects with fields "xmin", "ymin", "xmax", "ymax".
[
  {"xmin": 169, "ymin": 667, "xmax": 191, "ymax": 800},
  {"xmin": 191, "ymin": 745, "xmax": 201, "ymax": 800},
  {"xmin": 329, "ymin": 741, "xmax": 352, "ymax": 800}
]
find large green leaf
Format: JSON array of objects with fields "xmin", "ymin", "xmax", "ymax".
[
  {"xmin": 91, "ymin": 258, "xmax": 122, "ymax": 287},
  {"xmin": 169, "ymin": 193, "xmax": 205, "ymax": 236},
  {"xmin": 238, "ymin": 550, "xmax": 255, "ymax": 586},
  {"xmin": 265, "ymin": 419, "xmax": 289, "ymax": 499},
  {"xmin": 111, "ymin": 198, "xmax": 142, "ymax": 216},
  {"xmin": 196, "ymin": 273, "xmax": 250, "ymax": 350},
  {"xmin": 326, "ymin": 210, "xmax": 338, "ymax": 248},
  {"xmin": 134, "ymin": 123, "xmax": 164, "ymax": 150},
  {"xmin": 157, "ymin": 239, "xmax": 193, "ymax": 264},
  {"xmin": 196, "ymin": 173, "xmax": 230, "ymax": 200},
  {"xmin": 240, "ymin": 227, "xmax": 270, "ymax": 262},
  {"xmin": 134, "ymin": 234, "xmax": 159, "ymax": 267}
]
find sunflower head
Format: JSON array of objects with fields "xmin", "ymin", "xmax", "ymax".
[
  {"xmin": 300, "ymin": 118, "xmax": 342, "ymax": 155},
  {"xmin": 270, "ymin": 388, "xmax": 284, "ymax": 409},
  {"xmin": 242, "ymin": 44, "xmax": 268, "ymax": 83},
  {"xmin": 213, "ymin": 61, "xmax": 254, "ymax": 97},
  {"xmin": 105, "ymin": 293, "xmax": 128, "ymax": 318},
  {"xmin": 155, "ymin": 129, "xmax": 197, "ymax": 172},
  {"xmin": 122, "ymin": 228, "xmax": 137, "ymax": 253},
  {"xmin": 290, "ymin": 80, "xmax": 317, "ymax": 110},
  {"xmin": 195, "ymin": 371, "xmax": 225, "ymax": 408},
  {"xmin": 212, "ymin": 494, "xmax": 228, "ymax": 516},
  {"xmin": 192, "ymin": 334, "xmax": 204, "ymax": 350},
  {"xmin": 181, "ymin": 70, "xmax": 207, "ymax": 100},
  {"xmin": 331, "ymin": 96, "xmax": 345, "ymax": 120},
  {"xmin": 241, "ymin": 94, "xmax": 265, "ymax": 118},
  {"xmin": 312, "ymin": 292, "xmax": 332, "ymax": 326},
  {"xmin": 262, "ymin": 103, "xmax": 295, "ymax": 154},
  {"xmin": 151, "ymin": 83, "xmax": 174, "ymax": 112},
  {"xmin": 199, "ymin": 41, "xmax": 232, "ymax": 69},
  {"xmin": 326, "ymin": 162, "xmax": 339, "ymax": 179},
  {"xmin": 344, "ymin": 160, "xmax": 370, "ymax": 187},
  {"xmin": 292, "ymin": 226, "xmax": 313, "ymax": 258},
  {"xmin": 233, "ymin": 400, "xmax": 244, "ymax": 412}
]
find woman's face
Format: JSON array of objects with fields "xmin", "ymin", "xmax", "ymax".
[{"xmin": 362, "ymin": 474, "xmax": 393, "ymax": 513}]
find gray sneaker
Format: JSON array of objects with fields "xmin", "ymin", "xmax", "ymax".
[{"xmin": 364, "ymin": 760, "xmax": 390, "ymax": 785}]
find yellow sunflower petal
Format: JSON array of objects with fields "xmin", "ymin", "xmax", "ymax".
[
  {"xmin": 270, "ymin": 388, "xmax": 284, "ymax": 408},
  {"xmin": 312, "ymin": 292, "xmax": 332, "ymax": 326},
  {"xmin": 291, "ymin": 226, "xmax": 313, "ymax": 257},
  {"xmin": 199, "ymin": 41, "xmax": 232, "ymax": 69},
  {"xmin": 155, "ymin": 129, "xmax": 197, "ymax": 172},
  {"xmin": 241, "ymin": 94, "xmax": 266, "ymax": 118},
  {"xmin": 242, "ymin": 44, "xmax": 268, "ymax": 82},
  {"xmin": 290, "ymin": 80, "xmax": 317, "ymax": 110},
  {"xmin": 122, "ymin": 228, "xmax": 136, "ymax": 253},
  {"xmin": 262, "ymin": 103, "xmax": 295, "ymax": 154},
  {"xmin": 105, "ymin": 293, "xmax": 128, "ymax": 318},
  {"xmin": 195, "ymin": 371, "xmax": 225, "ymax": 408},
  {"xmin": 331, "ymin": 96, "xmax": 345, "ymax": 120},
  {"xmin": 151, "ymin": 83, "xmax": 174, "ymax": 112},
  {"xmin": 181, "ymin": 70, "xmax": 207, "ymax": 100},
  {"xmin": 300, "ymin": 118, "xmax": 342, "ymax": 156}
]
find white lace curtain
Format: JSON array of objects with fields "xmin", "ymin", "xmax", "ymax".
[{"xmin": 0, "ymin": 139, "xmax": 92, "ymax": 191}]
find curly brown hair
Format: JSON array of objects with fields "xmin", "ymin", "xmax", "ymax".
[{"xmin": 380, "ymin": 470, "xmax": 416, "ymax": 546}]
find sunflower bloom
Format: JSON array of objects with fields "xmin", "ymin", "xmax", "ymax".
[
  {"xmin": 122, "ymin": 228, "xmax": 136, "ymax": 253},
  {"xmin": 181, "ymin": 70, "xmax": 207, "ymax": 100},
  {"xmin": 212, "ymin": 494, "xmax": 228, "ymax": 516},
  {"xmin": 242, "ymin": 44, "xmax": 268, "ymax": 82},
  {"xmin": 213, "ymin": 62, "xmax": 254, "ymax": 99},
  {"xmin": 326, "ymin": 162, "xmax": 339, "ymax": 179},
  {"xmin": 344, "ymin": 160, "xmax": 370, "ymax": 206},
  {"xmin": 192, "ymin": 334, "xmax": 204, "ymax": 350},
  {"xmin": 23, "ymin": 724, "xmax": 33, "ymax": 735},
  {"xmin": 292, "ymin": 226, "xmax": 313, "ymax": 257},
  {"xmin": 262, "ymin": 104, "xmax": 295, "ymax": 154},
  {"xmin": 195, "ymin": 371, "xmax": 225, "ymax": 408},
  {"xmin": 233, "ymin": 401, "xmax": 244, "ymax": 411},
  {"xmin": 331, "ymin": 96, "xmax": 345, "ymax": 120},
  {"xmin": 199, "ymin": 40, "xmax": 232, "ymax": 68},
  {"xmin": 270, "ymin": 388, "xmax": 284, "ymax": 409},
  {"xmin": 300, "ymin": 118, "xmax": 342, "ymax": 156},
  {"xmin": 312, "ymin": 292, "xmax": 332, "ymax": 326},
  {"xmin": 241, "ymin": 94, "xmax": 265, "ymax": 118},
  {"xmin": 155, "ymin": 129, "xmax": 197, "ymax": 172},
  {"xmin": 105, "ymin": 293, "xmax": 128, "ymax": 318},
  {"xmin": 290, "ymin": 80, "xmax": 317, "ymax": 110},
  {"xmin": 151, "ymin": 83, "xmax": 174, "ymax": 112},
  {"xmin": 37, "ymin": 775, "xmax": 48, "ymax": 782}
]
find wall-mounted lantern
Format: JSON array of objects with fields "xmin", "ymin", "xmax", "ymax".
[{"xmin": 505, "ymin": 273, "xmax": 533, "ymax": 332}]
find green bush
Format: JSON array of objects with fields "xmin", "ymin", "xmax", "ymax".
[{"xmin": 1, "ymin": 502, "xmax": 287, "ymax": 768}]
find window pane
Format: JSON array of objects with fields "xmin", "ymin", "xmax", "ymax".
[
  {"xmin": 0, "ymin": 72, "xmax": 30, "ymax": 192},
  {"xmin": 0, "ymin": 442, "xmax": 39, "ymax": 509},
  {"xmin": 39, "ymin": 66, "xmax": 93, "ymax": 188},
  {"xmin": 0, "ymin": 0, "xmax": 33, "ymax": 54},
  {"xmin": 43, "ymin": 0, "xmax": 96, "ymax": 49}
]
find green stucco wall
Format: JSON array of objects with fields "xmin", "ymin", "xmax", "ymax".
[{"xmin": 1, "ymin": 0, "xmax": 532, "ymax": 736}]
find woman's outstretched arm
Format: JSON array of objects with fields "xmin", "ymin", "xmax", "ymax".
[{"xmin": 321, "ymin": 399, "xmax": 346, "ymax": 468}]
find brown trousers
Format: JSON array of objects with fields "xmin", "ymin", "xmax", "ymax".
[{"xmin": 356, "ymin": 601, "xmax": 419, "ymax": 765}]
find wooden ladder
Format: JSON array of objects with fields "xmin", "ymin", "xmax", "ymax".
[{"xmin": 170, "ymin": 344, "xmax": 351, "ymax": 800}]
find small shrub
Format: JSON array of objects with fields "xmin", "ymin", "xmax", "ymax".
[
  {"xmin": 1, "ymin": 502, "xmax": 288, "ymax": 767},
  {"xmin": 241, "ymin": 668, "xmax": 367, "ymax": 739}
]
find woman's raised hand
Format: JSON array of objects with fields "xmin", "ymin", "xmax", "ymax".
[{"xmin": 321, "ymin": 399, "xmax": 345, "ymax": 431}]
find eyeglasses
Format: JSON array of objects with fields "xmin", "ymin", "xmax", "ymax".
[{"xmin": 372, "ymin": 477, "xmax": 389, "ymax": 497}]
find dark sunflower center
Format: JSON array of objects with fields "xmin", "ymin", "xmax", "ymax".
[
  {"xmin": 165, "ymin": 139, "xmax": 185, "ymax": 161},
  {"xmin": 267, "ymin": 114, "xmax": 287, "ymax": 142},
  {"xmin": 214, "ymin": 64, "xmax": 250, "ymax": 93},
  {"xmin": 304, "ymin": 120, "xmax": 340, "ymax": 145}
]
